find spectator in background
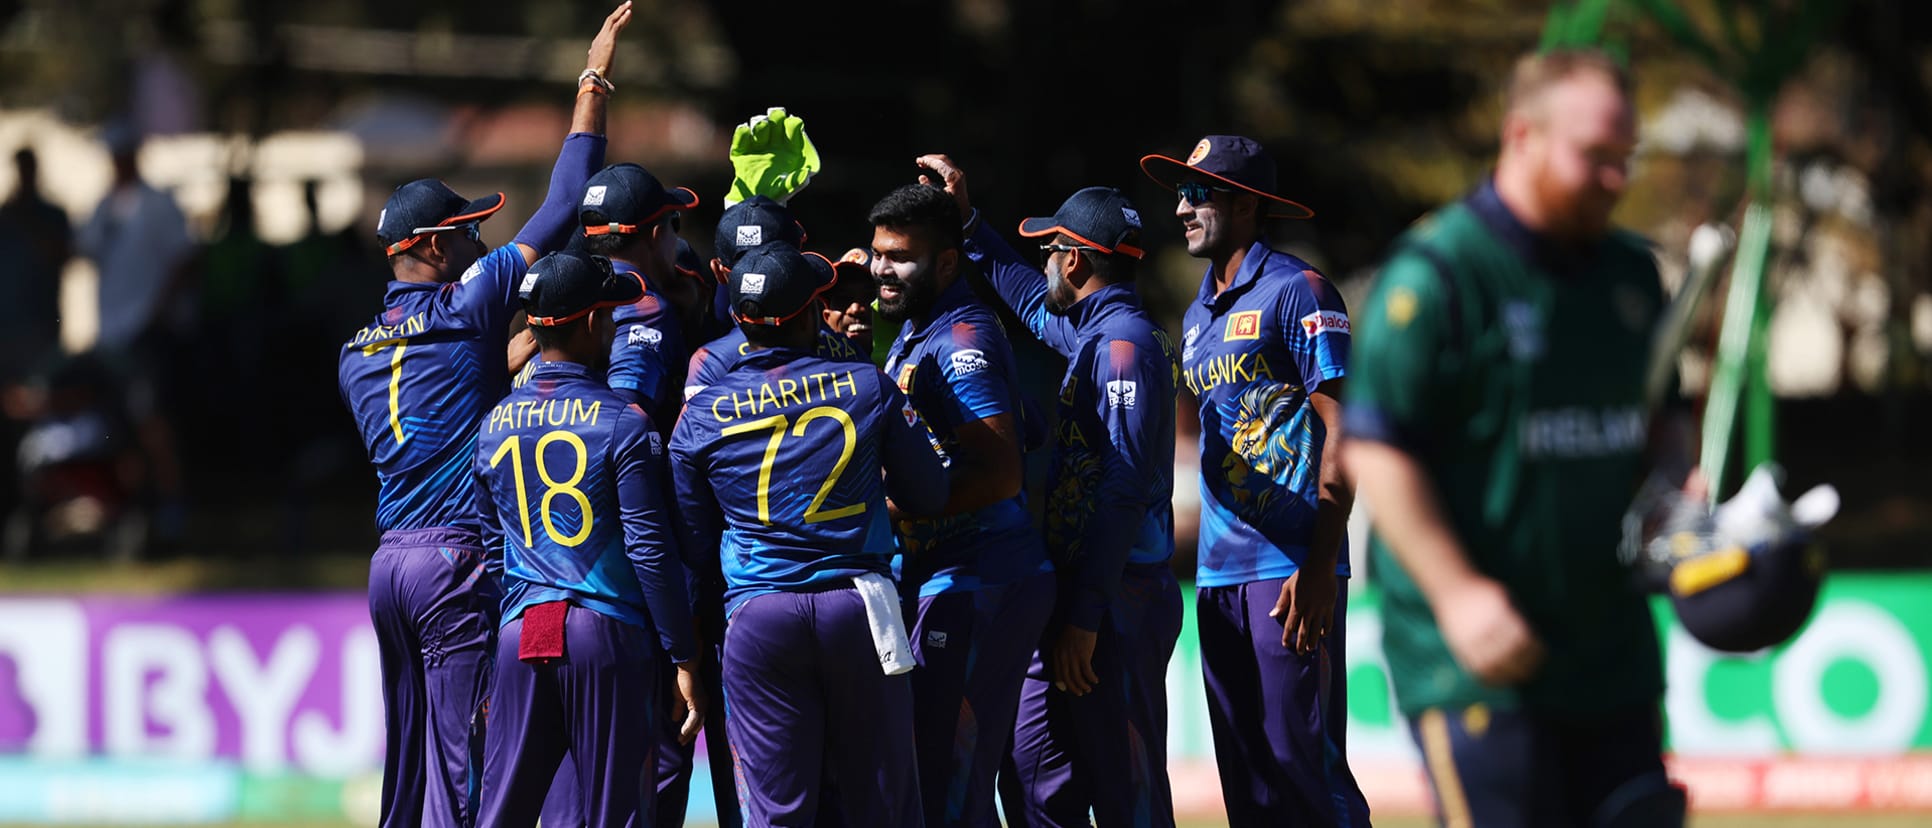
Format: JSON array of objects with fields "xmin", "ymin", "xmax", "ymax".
[
  {"xmin": 193, "ymin": 176, "xmax": 280, "ymax": 456},
  {"xmin": 74, "ymin": 122, "xmax": 191, "ymax": 553},
  {"xmin": 0, "ymin": 147, "xmax": 70, "ymax": 374},
  {"xmin": 277, "ymin": 180, "xmax": 383, "ymax": 552},
  {"xmin": 0, "ymin": 146, "xmax": 74, "ymax": 537}
]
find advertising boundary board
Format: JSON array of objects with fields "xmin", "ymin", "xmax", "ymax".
[{"xmin": 0, "ymin": 576, "xmax": 1928, "ymax": 821}]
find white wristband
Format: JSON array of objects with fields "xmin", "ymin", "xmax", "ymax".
[{"xmin": 578, "ymin": 68, "xmax": 615, "ymax": 93}]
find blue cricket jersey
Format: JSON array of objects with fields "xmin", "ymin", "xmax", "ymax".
[
  {"xmin": 670, "ymin": 349, "xmax": 948, "ymax": 616},
  {"xmin": 965, "ymin": 217, "xmax": 1179, "ymax": 630},
  {"xmin": 1181, "ymin": 239, "xmax": 1351, "ymax": 587},
  {"xmin": 473, "ymin": 360, "xmax": 697, "ymax": 662},
  {"xmin": 683, "ymin": 322, "xmax": 867, "ymax": 401},
  {"xmin": 604, "ymin": 259, "xmax": 687, "ymax": 427},
  {"xmin": 339, "ymin": 244, "xmax": 531, "ymax": 535},
  {"xmin": 883, "ymin": 278, "xmax": 1047, "ymax": 596}
]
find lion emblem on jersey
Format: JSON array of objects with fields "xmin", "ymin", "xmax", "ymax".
[
  {"xmin": 1221, "ymin": 380, "xmax": 1323, "ymax": 521},
  {"xmin": 1044, "ymin": 431, "xmax": 1105, "ymax": 565}
]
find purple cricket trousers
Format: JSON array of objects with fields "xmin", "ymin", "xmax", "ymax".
[
  {"xmin": 723, "ymin": 585, "xmax": 921, "ymax": 827},
  {"xmin": 908, "ymin": 570, "xmax": 1054, "ymax": 828},
  {"xmin": 1197, "ymin": 577, "xmax": 1369, "ymax": 828},
  {"xmin": 368, "ymin": 527, "xmax": 499, "ymax": 828},
  {"xmin": 477, "ymin": 604, "xmax": 664, "ymax": 828},
  {"xmin": 1004, "ymin": 563, "xmax": 1184, "ymax": 827}
]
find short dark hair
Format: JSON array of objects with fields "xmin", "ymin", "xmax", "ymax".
[
  {"xmin": 867, "ymin": 185, "xmax": 962, "ymax": 251},
  {"xmin": 529, "ymin": 320, "xmax": 571, "ymax": 350},
  {"xmin": 740, "ymin": 307, "xmax": 815, "ymax": 350},
  {"xmin": 578, "ymin": 209, "xmax": 630, "ymax": 257}
]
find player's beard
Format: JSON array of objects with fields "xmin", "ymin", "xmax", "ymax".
[
  {"xmin": 1043, "ymin": 257, "xmax": 1074, "ymax": 315},
  {"xmin": 1533, "ymin": 159, "xmax": 1617, "ymax": 243},
  {"xmin": 877, "ymin": 263, "xmax": 936, "ymax": 324}
]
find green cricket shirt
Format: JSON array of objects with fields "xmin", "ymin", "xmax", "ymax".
[{"xmin": 1349, "ymin": 180, "xmax": 1667, "ymax": 718}]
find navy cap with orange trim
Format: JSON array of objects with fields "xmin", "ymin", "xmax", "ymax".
[
  {"xmin": 579, "ymin": 163, "xmax": 699, "ymax": 237},
  {"xmin": 519, "ymin": 250, "xmax": 645, "ymax": 328},
  {"xmin": 1017, "ymin": 187, "xmax": 1146, "ymax": 258},
  {"xmin": 376, "ymin": 178, "xmax": 506, "ymax": 255},
  {"xmin": 1140, "ymin": 135, "xmax": 1315, "ymax": 220},
  {"xmin": 714, "ymin": 196, "xmax": 806, "ymax": 267},
  {"xmin": 727, "ymin": 241, "xmax": 832, "ymax": 326}
]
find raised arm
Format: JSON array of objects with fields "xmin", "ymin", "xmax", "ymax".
[
  {"xmin": 510, "ymin": 2, "xmax": 632, "ymax": 265},
  {"xmin": 917, "ymin": 153, "xmax": 1067, "ymax": 351}
]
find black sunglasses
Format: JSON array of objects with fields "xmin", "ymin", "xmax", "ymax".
[
  {"xmin": 1176, "ymin": 181, "xmax": 1233, "ymax": 207},
  {"xmin": 664, "ymin": 211, "xmax": 682, "ymax": 233}
]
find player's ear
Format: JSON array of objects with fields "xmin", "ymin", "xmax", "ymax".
[
  {"xmin": 935, "ymin": 247, "xmax": 959, "ymax": 281},
  {"xmin": 422, "ymin": 231, "xmax": 449, "ymax": 267}
]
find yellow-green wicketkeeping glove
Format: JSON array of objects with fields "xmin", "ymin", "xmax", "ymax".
[{"xmin": 725, "ymin": 107, "xmax": 821, "ymax": 206}]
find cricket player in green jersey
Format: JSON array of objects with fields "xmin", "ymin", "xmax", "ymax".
[{"xmin": 1347, "ymin": 49, "xmax": 1696, "ymax": 828}]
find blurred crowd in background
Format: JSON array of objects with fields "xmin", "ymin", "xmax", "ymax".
[{"xmin": 0, "ymin": 0, "xmax": 1930, "ymax": 574}]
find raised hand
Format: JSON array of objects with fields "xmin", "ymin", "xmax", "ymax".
[
  {"xmin": 586, "ymin": 2, "xmax": 634, "ymax": 78},
  {"xmin": 727, "ymin": 107, "xmax": 822, "ymax": 206}
]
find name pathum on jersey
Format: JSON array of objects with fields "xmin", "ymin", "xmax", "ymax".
[{"xmin": 473, "ymin": 361, "xmax": 695, "ymax": 660}]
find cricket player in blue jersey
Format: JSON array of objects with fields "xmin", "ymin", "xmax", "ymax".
[
  {"xmin": 336, "ymin": 7, "xmax": 630, "ymax": 825},
  {"xmin": 472, "ymin": 250, "xmax": 705, "ymax": 828},
  {"xmin": 682, "ymin": 197, "xmax": 863, "ymax": 401},
  {"xmin": 1139, "ymin": 135, "xmax": 1367, "ymax": 826},
  {"xmin": 671, "ymin": 241, "xmax": 948, "ymax": 826},
  {"xmin": 576, "ymin": 162, "xmax": 704, "ymax": 428},
  {"xmin": 869, "ymin": 183, "xmax": 1054, "ymax": 827},
  {"xmin": 917, "ymin": 155, "xmax": 1183, "ymax": 827},
  {"xmin": 685, "ymin": 252, "xmax": 867, "ymax": 401}
]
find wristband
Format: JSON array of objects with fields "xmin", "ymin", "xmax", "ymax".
[{"xmin": 578, "ymin": 68, "xmax": 615, "ymax": 93}]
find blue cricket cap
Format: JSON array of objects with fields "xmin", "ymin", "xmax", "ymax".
[
  {"xmin": 377, "ymin": 178, "xmax": 506, "ymax": 255},
  {"xmin": 1140, "ymin": 135, "xmax": 1315, "ymax": 220},
  {"xmin": 580, "ymin": 163, "xmax": 699, "ymax": 237},
  {"xmin": 1017, "ymin": 186, "xmax": 1146, "ymax": 258},
  {"xmin": 714, "ymin": 195, "xmax": 806, "ymax": 267},
  {"xmin": 728, "ymin": 241, "xmax": 832, "ymax": 326},
  {"xmin": 520, "ymin": 250, "xmax": 644, "ymax": 327}
]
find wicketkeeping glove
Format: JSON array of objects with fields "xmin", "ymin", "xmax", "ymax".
[{"xmin": 726, "ymin": 107, "xmax": 821, "ymax": 206}]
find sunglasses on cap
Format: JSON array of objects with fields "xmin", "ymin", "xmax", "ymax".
[
  {"xmin": 1176, "ymin": 181, "xmax": 1234, "ymax": 207},
  {"xmin": 413, "ymin": 221, "xmax": 482, "ymax": 243},
  {"xmin": 1038, "ymin": 242, "xmax": 1104, "ymax": 266}
]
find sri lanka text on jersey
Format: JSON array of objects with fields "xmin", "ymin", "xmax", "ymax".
[{"xmin": 1182, "ymin": 352, "xmax": 1274, "ymax": 396}]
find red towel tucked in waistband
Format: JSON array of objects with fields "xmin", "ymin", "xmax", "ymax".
[{"xmin": 519, "ymin": 601, "xmax": 568, "ymax": 664}]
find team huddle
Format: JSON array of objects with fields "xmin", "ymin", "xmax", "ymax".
[{"xmin": 339, "ymin": 4, "xmax": 1710, "ymax": 828}]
